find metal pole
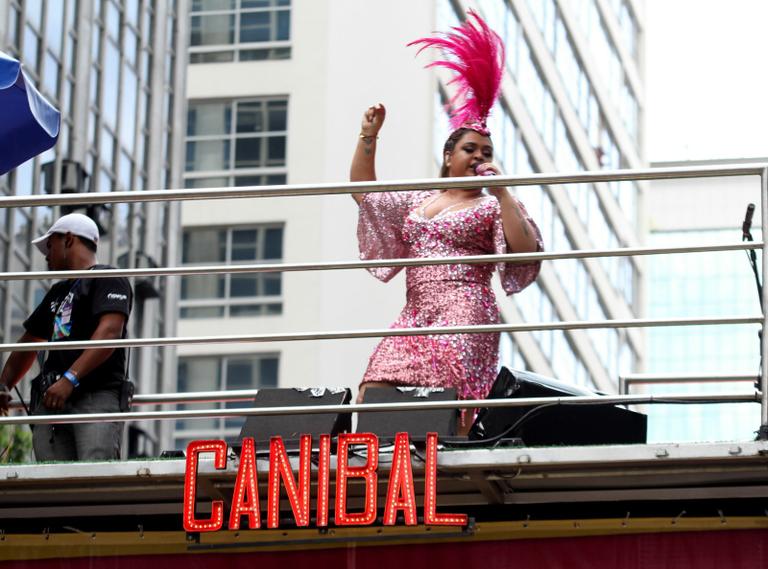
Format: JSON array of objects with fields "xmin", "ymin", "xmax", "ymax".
[
  {"xmin": 5, "ymin": 372, "xmax": 758, "ymax": 409},
  {"xmin": 7, "ymin": 388, "xmax": 264, "ymax": 410},
  {"xmin": 0, "ymin": 392, "xmax": 758, "ymax": 426},
  {"xmin": 0, "ymin": 164, "xmax": 766, "ymax": 208},
  {"xmin": 759, "ymin": 167, "xmax": 768, "ymax": 439},
  {"xmin": 0, "ymin": 315, "xmax": 760, "ymax": 352},
  {"xmin": 622, "ymin": 373, "xmax": 758, "ymax": 389},
  {"xmin": 0, "ymin": 242, "xmax": 758, "ymax": 282}
]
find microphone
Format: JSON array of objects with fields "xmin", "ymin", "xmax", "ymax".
[
  {"xmin": 473, "ymin": 163, "xmax": 496, "ymax": 177},
  {"xmin": 743, "ymin": 203, "xmax": 755, "ymax": 238}
]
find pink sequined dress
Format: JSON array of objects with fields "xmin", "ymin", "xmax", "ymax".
[{"xmin": 357, "ymin": 190, "xmax": 542, "ymax": 400}]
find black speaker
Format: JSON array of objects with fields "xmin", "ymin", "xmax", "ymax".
[
  {"xmin": 237, "ymin": 387, "xmax": 352, "ymax": 448},
  {"xmin": 469, "ymin": 368, "xmax": 647, "ymax": 445},
  {"xmin": 356, "ymin": 386, "xmax": 458, "ymax": 441}
]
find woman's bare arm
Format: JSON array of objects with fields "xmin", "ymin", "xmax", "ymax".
[
  {"xmin": 495, "ymin": 190, "xmax": 539, "ymax": 253},
  {"xmin": 350, "ymin": 103, "xmax": 386, "ymax": 205}
]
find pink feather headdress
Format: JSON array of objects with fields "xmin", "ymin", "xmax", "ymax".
[{"xmin": 408, "ymin": 9, "xmax": 505, "ymax": 136}]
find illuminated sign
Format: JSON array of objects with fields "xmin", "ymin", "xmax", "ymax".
[{"xmin": 183, "ymin": 432, "xmax": 467, "ymax": 531}]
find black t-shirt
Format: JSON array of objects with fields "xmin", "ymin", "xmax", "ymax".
[{"xmin": 24, "ymin": 265, "xmax": 133, "ymax": 392}]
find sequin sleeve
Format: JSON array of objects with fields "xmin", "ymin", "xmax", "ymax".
[
  {"xmin": 357, "ymin": 191, "xmax": 428, "ymax": 282},
  {"xmin": 492, "ymin": 198, "xmax": 543, "ymax": 295}
]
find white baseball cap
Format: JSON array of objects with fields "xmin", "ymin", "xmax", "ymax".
[{"xmin": 31, "ymin": 213, "xmax": 99, "ymax": 255}]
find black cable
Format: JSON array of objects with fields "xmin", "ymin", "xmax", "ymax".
[
  {"xmin": 743, "ymin": 225, "xmax": 763, "ymax": 390},
  {"xmin": 441, "ymin": 402, "xmax": 561, "ymax": 448},
  {"xmin": 13, "ymin": 385, "xmax": 31, "ymax": 416},
  {"xmin": 744, "ymin": 232, "xmax": 763, "ymax": 310}
]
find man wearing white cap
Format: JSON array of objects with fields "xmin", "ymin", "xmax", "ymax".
[{"xmin": 0, "ymin": 213, "xmax": 133, "ymax": 461}]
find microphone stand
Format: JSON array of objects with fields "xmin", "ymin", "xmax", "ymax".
[
  {"xmin": 743, "ymin": 210, "xmax": 762, "ymax": 311},
  {"xmin": 742, "ymin": 204, "xmax": 766, "ymax": 439}
]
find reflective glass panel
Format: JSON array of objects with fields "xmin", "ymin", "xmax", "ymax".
[
  {"xmin": 185, "ymin": 140, "xmax": 231, "ymax": 171},
  {"xmin": 190, "ymin": 14, "xmax": 234, "ymax": 46},
  {"xmin": 120, "ymin": 65, "xmax": 138, "ymax": 153},
  {"xmin": 276, "ymin": 10, "xmax": 290, "ymax": 40},
  {"xmin": 45, "ymin": 0, "xmax": 65, "ymax": 56},
  {"xmin": 231, "ymin": 229, "xmax": 258, "ymax": 261},
  {"xmin": 187, "ymin": 103, "xmax": 232, "ymax": 136},
  {"xmin": 192, "ymin": 0, "xmax": 235, "ymax": 10},
  {"xmin": 264, "ymin": 227, "xmax": 283, "ymax": 258},
  {"xmin": 23, "ymin": 25, "xmax": 39, "ymax": 69},
  {"xmin": 103, "ymin": 41, "xmax": 120, "ymax": 127},
  {"xmin": 182, "ymin": 228, "xmax": 227, "ymax": 263},
  {"xmin": 266, "ymin": 101, "xmax": 287, "ymax": 130},
  {"xmin": 239, "ymin": 12, "xmax": 270, "ymax": 43},
  {"xmin": 236, "ymin": 101, "xmax": 264, "ymax": 133},
  {"xmin": 26, "ymin": 0, "xmax": 43, "ymax": 29},
  {"xmin": 230, "ymin": 275, "xmax": 259, "ymax": 297},
  {"xmin": 234, "ymin": 138, "xmax": 262, "ymax": 168},
  {"xmin": 267, "ymin": 136, "xmax": 286, "ymax": 164}
]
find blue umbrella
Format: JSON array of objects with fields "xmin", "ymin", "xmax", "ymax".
[{"xmin": 0, "ymin": 50, "xmax": 60, "ymax": 176}]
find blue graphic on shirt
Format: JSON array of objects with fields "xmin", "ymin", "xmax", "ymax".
[{"xmin": 52, "ymin": 291, "xmax": 75, "ymax": 340}]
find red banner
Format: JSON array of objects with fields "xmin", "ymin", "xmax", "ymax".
[{"xmin": 5, "ymin": 530, "xmax": 768, "ymax": 569}]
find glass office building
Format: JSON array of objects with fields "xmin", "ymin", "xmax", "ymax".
[
  {"xmin": 644, "ymin": 159, "xmax": 764, "ymax": 442},
  {"xmin": 459, "ymin": 0, "xmax": 645, "ymax": 393},
  {"xmin": 0, "ymin": 0, "xmax": 188, "ymax": 454}
]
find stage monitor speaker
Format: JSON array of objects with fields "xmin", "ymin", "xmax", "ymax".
[
  {"xmin": 237, "ymin": 387, "xmax": 352, "ymax": 448},
  {"xmin": 469, "ymin": 367, "xmax": 647, "ymax": 446},
  {"xmin": 356, "ymin": 386, "xmax": 458, "ymax": 441}
]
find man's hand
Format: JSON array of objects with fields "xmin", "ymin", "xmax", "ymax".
[
  {"xmin": 42, "ymin": 377, "xmax": 75, "ymax": 410},
  {"xmin": 0, "ymin": 332, "xmax": 45, "ymax": 412}
]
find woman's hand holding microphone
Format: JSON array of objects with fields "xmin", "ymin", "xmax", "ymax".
[{"xmin": 473, "ymin": 161, "xmax": 507, "ymax": 200}]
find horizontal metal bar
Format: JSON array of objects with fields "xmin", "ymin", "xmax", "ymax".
[
  {"xmin": 0, "ymin": 316, "xmax": 761, "ymax": 352},
  {"xmin": 137, "ymin": 389, "xmax": 263, "ymax": 405},
  {"xmin": 623, "ymin": 373, "xmax": 758, "ymax": 385},
  {"xmin": 5, "ymin": 372, "xmax": 759, "ymax": 409},
  {"xmin": 0, "ymin": 163, "xmax": 765, "ymax": 208},
  {"xmin": 6, "ymin": 389, "xmax": 265, "ymax": 410},
  {"xmin": 189, "ymin": 41, "xmax": 291, "ymax": 53},
  {"xmin": 179, "ymin": 297, "xmax": 283, "ymax": 308},
  {"xmin": 0, "ymin": 392, "xmax": 758, "ymax": 426},
  {"xmin": 0, "ymin": 242, "xmax": 760, "ymax": 282}
]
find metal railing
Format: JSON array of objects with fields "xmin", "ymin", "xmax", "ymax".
[
  {"xmin": 620, "ymin": 373, "xmax": 759, "ymax": 395},
  {"xmin": 0, "ymin": 242, "xmax": 758, "ymax": 282},
  {"xmin": 0, "ymin": 163, "xmax": 766, "ymax": 438}
]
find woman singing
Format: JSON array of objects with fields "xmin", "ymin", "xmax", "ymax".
[{"xmin": 350, "ymin": 11, "xmax": 543, "ymax": 430}]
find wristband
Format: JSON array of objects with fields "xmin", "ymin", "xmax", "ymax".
[
  {"xmin": 63, "ymin": 370, "xmax": 80, "ymax": 388},
  {"xmin": 359, "ymin": 133, "xmax": 379, "ymax": 140}
]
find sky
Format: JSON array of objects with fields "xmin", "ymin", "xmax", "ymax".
[{"xmin": 644, "ymin": 0, "xmax": 768, "ymax": 162}]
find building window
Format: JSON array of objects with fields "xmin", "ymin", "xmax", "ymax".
[
  {"xmin": 180, "ymin": 225, "xmax": 284, "ymax": 318},
  {"xmin": 174, "ymin": 353, "xmax": 279, "ymax": 447},
  {"xmin": 185, "ymin": 97, "xmax": 288, "ymax": 188},
  {"xmin": 189, "ymin": 0, "xmax": 291, "ymax": 63},
  {"xmin": 646, "ymin": 229, "xmax": 761, "ymax": 443}
]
